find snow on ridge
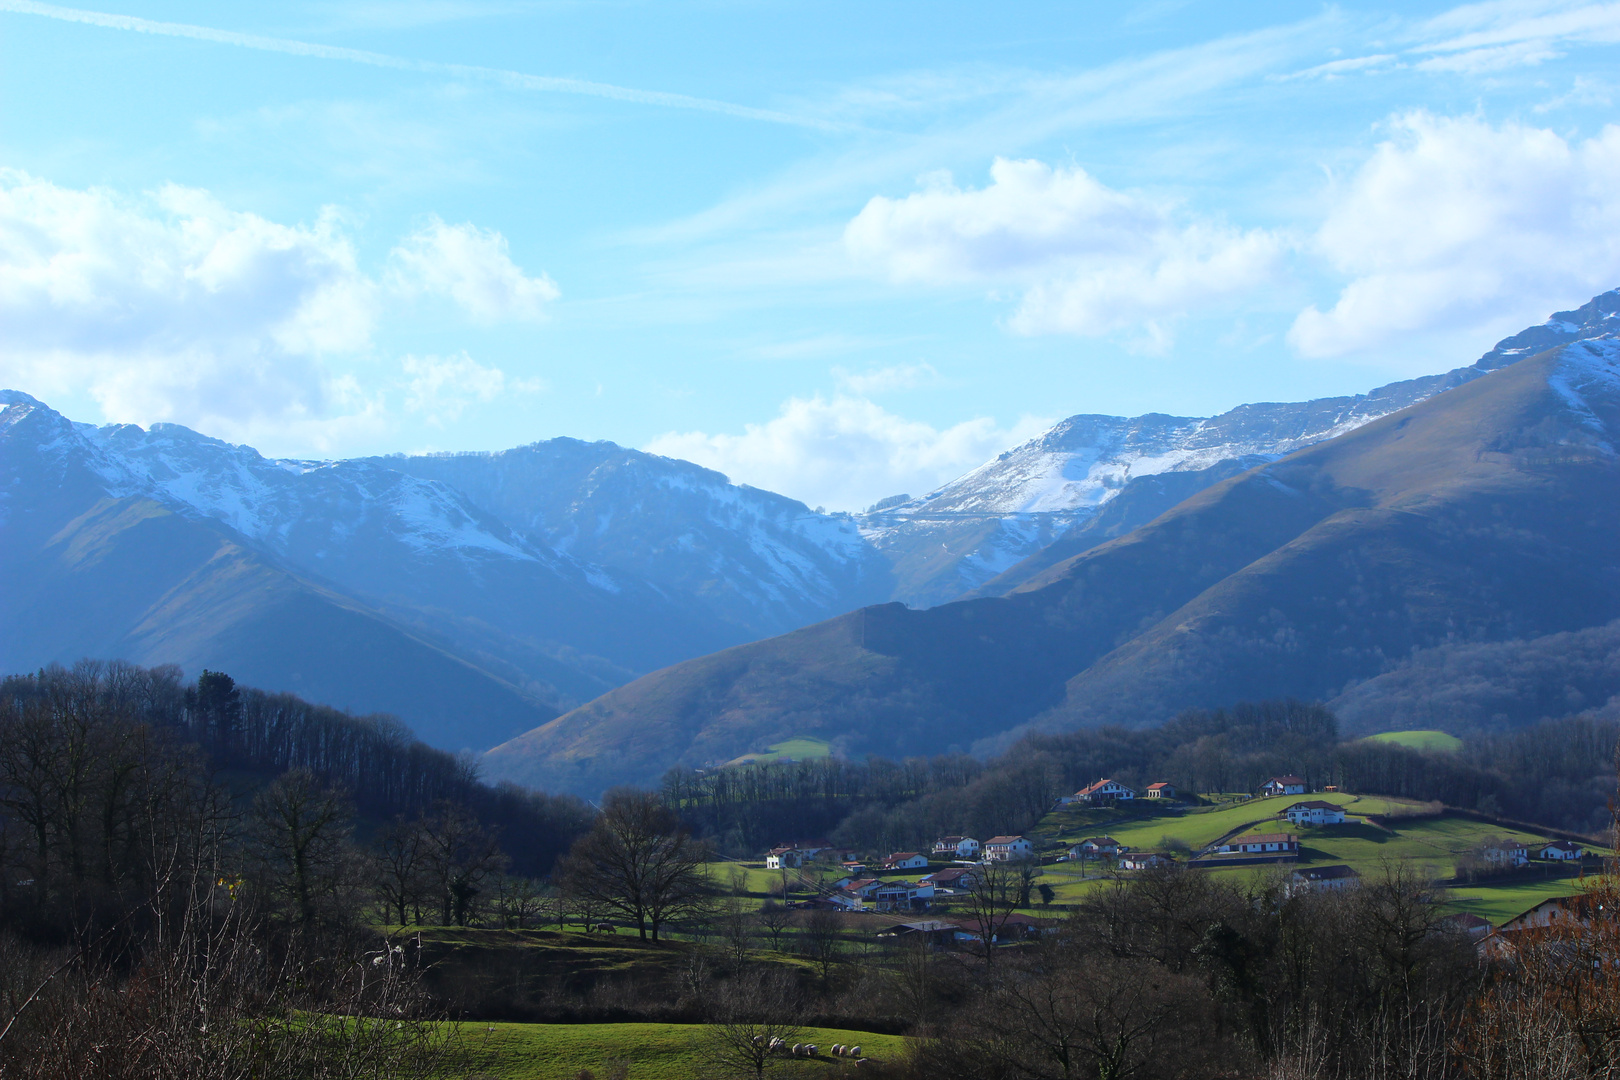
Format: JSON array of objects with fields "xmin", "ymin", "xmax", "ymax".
[{"xmin": 1549, "ymin": 336, "xmax": 1620, "ymax": 452}]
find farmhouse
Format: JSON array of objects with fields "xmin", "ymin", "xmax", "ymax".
[
  {"xmin": 1284, "ymin": 800, "xmax": 1347, "ymax": 826},
  {"xmin": 1288, "ymin": 865, "xmax": 1361, "ymax": 893},
  {"xmin": 876, "ymin": 920, "xmax": 957, "ymax": 946},
  {"xmin": 765, "ymin": 847, "xmax": 806, "ymax": 869},
  {"xmin": 1068, "ymin": 836, "xmax": 1125, "ymax": 860},
  {"xmin": 1213, "ymin": 832, "xmax": 1299, "ymax": 855},
  {"xmin": 869, "ymin": 880, "xmax": 935, "ymax": 912},
  {"xmin": 920, "ymin": 867, "xmax": 981, "ymax": 891},
  {"xmin": 1074, "ymin": 778, "xmax": 1136, "ymax": 804},
  {"xmin": 1261, "ymin": 775, "xmax": 1306, "ymax": 797},
  {"xmin": 1120, "ymin": 851, "xmax": 1174, "ymax": 871},
  {"xmin": 1538, "ymin": 840, "xmax": 1584, "ymax": 860},
  {"xmin": 1479, "ymin": 841, "xmax": 1529, "ymax": 867},
  {"xmin": 883, "ymin": 852, "xmax": 929, "ymax": 871},
  {"xmin": 982, "ymin": 835, "xmax": 1035, "ymax": 861},
  {"xmin": 1499, "ymin": 894, "xmax": 1597, "ymax": 932},
  {"xmin": 932, "ymin": 836, "xmax": 981, "ymax": 858},
  {"xmin": 1144, "ymin": 781, "xmax": 1178, "ymax": 799}
]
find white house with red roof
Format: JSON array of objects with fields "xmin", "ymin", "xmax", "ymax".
[
  {"xmin": 983, "ymin": 835, "xmax": 1035, "ymax": 861},
  {"xmin": 1073, "ymin": 779, "xmax": 1136, "ymax": 804},
  {"xmin": 931, "ymin": 836, "xmax": 980, "ymax": 858},
  {"xmin": 884, "ymin": 852, "xmax": 929, "ymax": 871},
  {"xmin": 765, "ymin": 847, "xmax": 806, "ymax": 869},
  {"xmin": 1144, "ymin": 782, "xmax": 1178, "ymax": 799},
  {"xmin": 1213, "ymin": 832, "xmax": 1299, "ymax": 855},
  {"xmin": 1261, "ymin": 776, "xmax": 1306, "ymax": 797},
  {"xmin": 921, "ymin": 867, "xmax": 981, "ymax": 891},
  {"xmin": 1069, "ymin": 837, "xmax": 1125, "ymax": 860},
  {"xmin": 1537, "ymin": 840, "xmax": 1585, "ymax": 860},
  {"xmin": 1284, "ymin": 800, "xmax": 1346, "ymax": 826}
]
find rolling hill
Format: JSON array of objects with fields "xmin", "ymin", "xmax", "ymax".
[{"xmin": 486, "ymin": 308, "xmax": 1620, "ymax": 795}]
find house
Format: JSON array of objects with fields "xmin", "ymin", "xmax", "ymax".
[
  {"xmin": 1074, "ymin": 778, "xmax": 1136, "ymax": 804},
  {"xmin": 982, "ymin": 835, "xmax": 1036, "ymax": 862},
  {"xmin": 1287, "ymin": 865, "xmax": 1361, "ymax": 893},
  {"xmin": 1284, "ymin": 800, "xmax": 1347, "ymax": 826},
  {"xmin": 921, "ymin": 867, "xmax": 981, "ymax": 892},
  {"xmin": 843, "ymin": 878, "xmax": 883, "ymax": 897},
  {"xmin": 1068, "ymin": 836, "xmax": 1125, "ymax": 860},
  {"xmin": 839, "ymin": 861, "xmax": 867, "ymax": 875},
  {"xmin": 765, "ymin": 847, "xmax": 806, "ymax": 870},
  {"xmin": 1479, "ymin": 841, "xmax": 1529, "ymax": 867},
  {"xmin": 1144, "ymin": 782, "xmax": 1178, "ymax": 799},
  {"xmin": 869, "ymin": 880, "xmax": 936, "ymax": 912},
  {"xmin": 932, "ymin": 836, "xmax": 981, "ymax": 858},
  {"xmin": 1119, "ymin": 852, "xmax": 1174, "ymax": 871},
  {"xmin": 1537, "ymin": 840, "xmax": 1585, "ymax": 861},
  {"xmin": 884, "ymin": 852, "xmax": 929, "ymax": 871},
  {"xmin": 1261, "ymin": 776, "xmax": 1307, "ymax": 797},
  {"xmin": 1213, "ymin": 833, "xmax": 1299, "ymax": 855},
  {"xmin": 1498, "ymin": 894, "xmax": 1597, "ymax": 932},
  {"xmin": 877, "ymin": 920, "xmax": 957, "ymax": 946},
  {"xmin": 821, "ymin": 891, "xmax": 866, "ymax": 911}
]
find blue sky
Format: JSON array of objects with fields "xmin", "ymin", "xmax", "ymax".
[{"xmin": 4, "ymin": 1, "xmax": 1620, "ymax": 510}]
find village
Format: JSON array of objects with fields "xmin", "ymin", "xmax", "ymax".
[{"xmin": 748, "ymin": 773, "xmax": 1601, "ymax": 953}]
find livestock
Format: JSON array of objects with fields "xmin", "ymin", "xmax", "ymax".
[
  {"xmin": 792, "ymin": 1044, "xmax": 803, "ymax": 1056},
  {"xmin": 594, "ymin": 922, "xmax": 615, "ymax": 933},
  {"xmin": 850, "ymin": 1045, "xmax": 862, "ymax": 1058}
]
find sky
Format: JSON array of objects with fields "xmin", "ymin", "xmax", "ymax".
[{"xmin": 4, "ymin": 1, "xmax": 1620, "ymax": 511}]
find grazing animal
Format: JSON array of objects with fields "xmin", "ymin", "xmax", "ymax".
[
  {"xmin": 807, "ymin": 1044, "xmax": 818, "ymax": 1056},
  {"xmin": 850, "ymin": 1045, "xmax": 862, "ymax": 1058}
]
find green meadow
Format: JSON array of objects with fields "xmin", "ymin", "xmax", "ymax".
[
  {"xmin": 726, "ymin": 736, "xmax": 834, "ymax": 766},
  {"xmin": 450, "ymin": 1021, "xmax": 907, "ymax": 1079},
  {"xmin": 1364, "ymin": 730, "xmax": 1465, "ymax": 752}
]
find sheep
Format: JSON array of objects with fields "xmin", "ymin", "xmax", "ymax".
[
  {"xmin": 768, "ymin": 1037, "xmax": 783, "ymax": 1051},
  {"xmin": 791, "ymin": 1044, "xmax": 803, "ymax": 1056},
  {"xmin": 850, "ymin": 1045, "xmax": 862, "ymax": 1058},
  {"xmin": 807, "ymin": 1044, "xmax": 818, "ymax": 1056},
  {"xmin": 833, "ymin": 1044, "xmax": 845, "ymax": 1056}
]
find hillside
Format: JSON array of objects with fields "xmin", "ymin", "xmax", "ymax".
[
  {"xmin": 487, "ymin": 306, "xmax": 1620, "ymax": 794},
  {"xmin": 859, "ymin": 289, "xmax": 1620, "ymax": 607}
]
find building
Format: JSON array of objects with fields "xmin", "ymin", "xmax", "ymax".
[
  {"xmin": 1439, "ymin": 913, "xmax": 1494, "ymax": 942},
  {"xmin": 876, "ymin": 920, "xmax": 958, "ymax": 946},
  {"xmin": 1261, "ymin": 776, "xmax": 1307, "ymax": 797},
  {"xmin": 1498, "ymin": 894, "xmax": 1597, "ymax": 932},
  {"xmin": 1119, "ymin": 852, "xmax": 1174, "ymax": 871},
  {"xmin": 1074, "ymin": 778, "xmax": 1136, "ymax": 804},
  {"xmin": 1288, "ymin": 865, "xmax": 1361, "ymax": 893},
  {"xmin": 765, "ymin": 847, "xmax": 806, "ymax": 870},
  {"xmin": 932, "ymin": 836, "xmax": 981, "ymax": 859},
  {"xmin": 869, "ymin": 880, "xmax": 935, "ymax": 912},
  {"xmin": 884, "ymin": 852, "xmax": 929, "ymax": 871},
  {"xmin": 1284, "ymin": 800, "xmax": 1347, "ymax": 826},
  {"xmin": 843, "ymin": 878, "xmax": 883, "ymax": 897},
  {"xmin": 1479, "ymin": 841, "xmax": 1529, "ymax": 867},
  {"xmin": 1538, "ymin": 840, "xmax": 1585, "ymax": 860},
  {"xmin": 1068, "ymin": 837, "xmax": 1125, "ymax": 860},
  {"xmin": 1212, "ymin": 833, "xmax": 1299, "ymax": 856},
  {"xmin": 920, "ymin": 867, "xmax": 980, "ymax": 892},
  {"xmin": 1144, "ymin": 782, "xmax": 1178, "ymax": 799},
  {"xmin": 982, "ymin": 835, "xmax": 1036, "ymax": 862}
]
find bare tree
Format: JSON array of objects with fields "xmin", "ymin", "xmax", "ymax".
[
  {"xmin": 757, "ymin": 899, "xmax": 793, "ymax": 952},
  {"xmin": 418, "ymin": 802, "xmax": 505, "ymax": 927},
  {"xmin": 372, "ymin": 814, "xmax": 430, "ymax": 926},
  {"xmin": 800, "ymin": 907, "xmax": 844, "ymax": 985},
  {"xmin": 245, "ymin": 768, "xmax": 354, "ymax": 928},
  {"xmin": 960, "ymin": 860, "xmax": 1021, "ymax": 965},
  {"xmin": 700, "ymin": 968, "xmax": 804, "ymax": 1078},
  {"xmin": 558, "ymin": 790, "xmax": 711, "ymax": 941}
]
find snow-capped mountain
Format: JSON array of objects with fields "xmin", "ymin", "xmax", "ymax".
[
  {"xmin": 373, "ymin": 440, "xmax": 894, "ymax": 639},
  {"xmin": 861, "ymin": 289, "xmax": 1620, "ymax": 608}
]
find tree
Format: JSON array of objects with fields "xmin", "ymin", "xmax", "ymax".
[
  {"xmin": 558, "ymin": 790, "xmax": 711, "ymax": 941},
  {"xmin": 373, "ymin": 815, "xmax": 430, "ymax": 926},
  {"xmin": 961, "ymin": 860, "xmax": 1021, "ymax": 964},
  {"xmin": 246, "ymin": 768, "xmax": 353, "ymax": 928},
  {"xmin": 418, "ymin": 803, "xmax": 505, "ymax": 926},
  {"xmin": 800, "ymin": 907, "xmax": 844, "ymax": 985},
  {"xmin": 700, "ymin": 968, "xmax": 804, "ymax": 1078},
  {"xmin": 757, "ymin": 900, "xmax": 793, "ymax": 951}
]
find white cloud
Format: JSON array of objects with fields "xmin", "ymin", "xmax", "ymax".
[
  {"xmin": 388, "ymin": 217, "xmax": 558, "ymax": 323},
  {"xmin": 0, "ymin": 170, "xmax": 553, "ymax": 448},
  {"xmin": 1289, "ymin": 112, "xmax": 1620, "ymax": 358},
  {"xmin": 1417, "ymin": 0, "xmax": 1620, "ymax": 70},
  {"xmin": 401, "ymin": 350, "xmax": 540, "ymax": 426},
  {"xmin": 834, "ymin": 362, "xmax": 938, "ymax": 395},
  {"xmin": 0, "ymin": 168, "xmax": 377, "ymax": 446},
  {"xmin": 645, "ymin": 394, "xmax": 1050, "ymax": 513},
  {"xmin": 843, "ymin": 158, "xmax": 1281, "ymax": 342}
]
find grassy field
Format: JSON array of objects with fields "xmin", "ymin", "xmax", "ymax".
[
  {"xmin": 1029, "ymin": 791, "xmax": 1599, "ymax": 921},
  {"xmin": 726, "ymin": 737, "xmax": 833, "ymax": 766},
  {"xmin": 452, "ymin": 1021, "xmax": 907, "ymax": 1079},
  {"xmin": 1365, "ymin": 730, "xmax": 1464, "ymax": 752}
]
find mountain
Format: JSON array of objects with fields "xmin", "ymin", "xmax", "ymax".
[
  {"xmin": 485, "ymin": 291, "xmax": 1620, "ymax": 794},
  {"xmin": 369, "ymin": 440, "xmax": 893, "ymax": 639},
  {"xmin": 859, "ymin": 292, "xmax": 1620, "ymax": 607},
  {"xmin": 0, "ymin": 394, "xmax": 891, "ymax": 752}
]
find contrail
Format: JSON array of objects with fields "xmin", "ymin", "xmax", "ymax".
[{"xmin": 0, "ymin": 0, "xmax": 840, "ymax": 130}]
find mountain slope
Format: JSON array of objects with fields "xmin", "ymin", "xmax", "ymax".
[
  {"xmin": 371, "ymin": 439, "xmax": 893, "ymax": 639},
  {"xmin": 862, "ymin": 289, "xmax": 1620, "ymax": 607},
  {"xmin": 486, "ymin": 315, "xmax": 1620, "ymax": 795},
  {"xmin": 0, "ymin": 400, "xmax": 557, "ymax": 749}
]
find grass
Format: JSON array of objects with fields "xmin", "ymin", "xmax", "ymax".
[
  {"xmin": 1445, "ymin": 877, "xmax": 1598, "ymax": 925},
  {"xmin": 450, "ymin": 1021, "xmax": 908, "ymax": 1079},
  {"xmin": 726, "ymin": 737, "xmax": 833, "ymax": 766},
  {"xmin": 1365, "ymin": 730, "xmax": 1464, "ymax": 753}
]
